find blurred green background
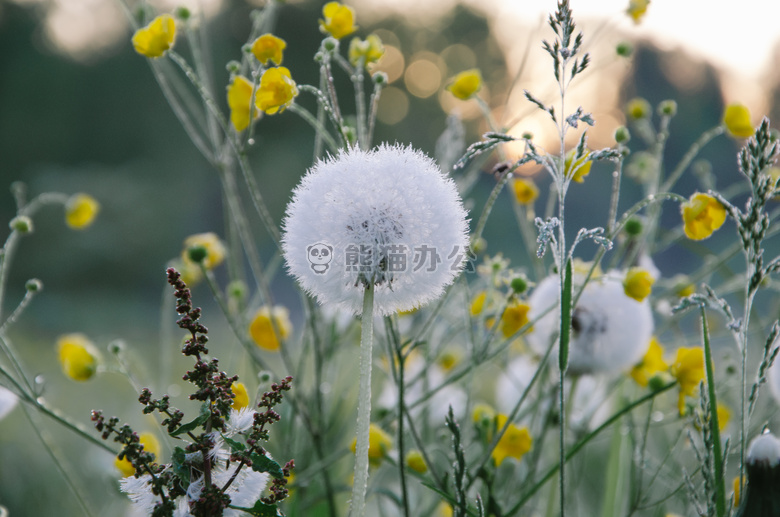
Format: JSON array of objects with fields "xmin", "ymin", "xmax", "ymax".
[{"xmin": 1, "ymin": 0, "xmax": 779, "ymax": 514}]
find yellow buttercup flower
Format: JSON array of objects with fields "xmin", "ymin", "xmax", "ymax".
[
  {"xmin": 131, "ymin": 14, "xmax": 176, "ymax": 58},
  {"xmin": 732, "ymin": 476, "xmax": 741, "ymax": 507},
  {"xmin": 182, "ymin": 232, "xmax": 226, "ymax": 270},
  {"xmin": 348, "ymin": 34, "xmax": 385, "ymax": 67},
  {"xmin": 627, "ymin": 0, "xmax": 650, "ymax": 24},
  {"xmin": 492, "ymin": 414, "xmax": 532, "ymax": 466},
  {"xmin": 512, "ymin": 178, "xmax": 539, "ymax": 205},
  {"xmin": 565, "ymin": 148, "xmax": 592, "ymax": 183},
  {"xmin": 57, "ymin": 334, "xmax": 99, "ymax": 381},
  {"xmin": 256, "ymin": 67, "xmax": 298, "ymax": 115},
  {"xmin": 623, "ymin": 267, "xmax": 654, "ymax": 302},
  {"xmin": 350, "ymin": 423, "xmax": 392, "ymax": 465},
  {"xmin": 65, "ymin": 193, "xmax": 100, "ymax": 229},
  {"xmin": 670, "ymin": 346, "xmax": 705, "ymax": 415},
  {"xmin": 437, "ymin": 502, "xmax": 454, "ymax": 517},
  {"xmin": 227, "ymin": 76, "xmax": 259, "ymax": 132},
  {"xmin": 249, "ymin": 306, "xmax": 292, "ymax": 351},
  {"xmin": 470, "ymin": 291, "xmax": 487, "ymax": 316},
  {"xmin": 630, "ymin": 337, "xmax": 668, "ymax": 387},
  {"xmin": 681, "ymin": 192, "xmax": 727, "ymax": 241},
  {"xmin": 723, "ymin": 103, "xmax": 754, "ymax": 138},
  {"xmin": 437, "ymin": 350, "xmax": 461, "ymax": 372},
  {"xmin": 499, "ymin": 302, "xmax": 532, "ymax": 338},
  {"xmin": 319, "ymin": 2, "xmax": 357, "ymax": 40},
  {"xmin": 115, "ymin": 432, "xmax": 161, "ymax": 477},
  {"xmin": 405, "ymin": 450, "xmax": 427, "ymax": 473},
  {"xmin": 446, "ymin": 69, "xmax": 482, "ymax": 100},
  {"xmin": 251, "ymin": 34, "xmax": 286, "ymax": 66},
  {"xmin": 231, "ymin": 381, "xmax": 250, "ymax": 410}
]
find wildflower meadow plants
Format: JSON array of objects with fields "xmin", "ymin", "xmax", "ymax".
[{"xmin": 4, "ymin": 0, "xmax": 780, "ymax": 516}]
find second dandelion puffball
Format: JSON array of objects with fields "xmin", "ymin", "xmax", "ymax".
[{"xmin": 282, "ymin": 144, "xmax": 469, "ymax": 315}]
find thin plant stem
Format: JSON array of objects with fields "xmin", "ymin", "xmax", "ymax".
[
  {"xmin": 289, "ymin": 103, "xmax": 340, "ymax": 153},
  {"xmin": 699, "ymin": 306, "xmax": 726, "ymax": 517},
  {"xmin": 660, "ymin": 125, "xmax": 724, "ymax": 193},
  {"xmin": 350, "ymin": 283, "xmax": 375, "ymax": 517},
  {"xmin": 387, "ymin": 317, "xmax": 411, "ymax": 517}
]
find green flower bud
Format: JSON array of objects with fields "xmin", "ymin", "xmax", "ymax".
[
  {"xmin": 228, "ymin": 280, "xmax": 248, "ymax": 301},
  {"xmin": 471, "ymin": 238, "xmax": 487, "ymax": 255},
  {"xmin": 616, "ymin": 42, "xmax": 633, "ymax": 57},
  {"xmin": 174, "ymin": 6, "xmax": 191, "ymax": 20},
  {"xmin": 624, "ymin": 217, "xmax": 643, "ymax": 236},
  {"xmin": 648, "ymin": 375, "xmax": 667, "ymax": 392},
  {"xmin": 614, "ymin": 126, "xmax": 631, "ymax": 144},
  {"xmin": 226, "ymin": 60, "xmax": 241, "ymax": 73},
  {"xmin": 10, "ymin": 215, "xmax": 33, "ymax": 234},
  {"xmin": 187, "ymin": 244, "xmax": 209, "ymax": 264},
  {"xmin": 323, "ymin": 37, "xmax": 338, "ymax": 53},
  {"xmin": 372, "ymin": 71, "xmax": 388, "ymax": 86},
  {"xmin": 25, "ymin": 278, "xmax": 42, "ymax": 292},
  {"xmin": 510, "ymin": 277, "xmax": 528, "ymax": 294},
  {"xmin": 522, "ymin": 132, "xmax": 534, "ymax": 140},
  {"xmin": 658, "ymin": 100, "xmax": 677, "ymax": 117}
]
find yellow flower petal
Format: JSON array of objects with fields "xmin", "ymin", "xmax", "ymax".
[
  {"xmin": 670, "ymin": 346, "xmax": 704, "ymax": 415},
  {"xmin": 227, "ymin": 75, "xmax": 258, "ymax": 132},
  {"xmin": 231, "ymin": 381, "xmax": 250, "ymax": 410},
  {"xmin": 251, "ymin": 34, "xmax": 286, "ymax": 66},
  {"xmin": 623, "ymin": 267, "xmax": 655, "ymax": 302},
  {"xmin": 131, "ymin": 14, "xmax": 176, "ymax": 58},
  {"xmin": 115, "ymin": 432, "xmax": 161, "ymax": 477},
  {"xmin": 182, "ymin": 232, "xmax": 226, "ymax": 270},
  {"xmin": 723, "ymin": 103, "xmax": 754, "ymax": 138},
  {"xmin": 65, "ymin": 193, "xmax": 100, "ymax": 229},
  {"xmin": 446, "ymin": 69, "xmax": 482, "ymax": 100},
  {"xmin": 499, "ymin": 302, "xmax": 532, "ymax": 338},
  {"xmin": 405, "ymin": 450, "xmax": 427, "ymax": 473},
  {"xmin": 565, "ymin": 148, "xmax": 592, "ymax": 183},
  {"xmin": 348, "ymin": 34, "xmax": 385, "ymax": 67},
  {"xmin": 255, "ymin": 67, "xmax": 298, "ymax": 115},
  {"xmin": 627, "ymin": 0, "xmax": 650, "ymax": 24},
  {"xmin": 630, "ymin": 337, "xmax": 668, "ymax": 387},
  {"xmin": 512, "ymin": 178, "xmax": 539, "ymax": 205},
  {"xmin": 57, "ymin": 333, "xmax": 99, "ymax": 381},
  {"xmin": 681, "ymin": 192, "xmax": 727, "ymax": 240},
  {"xmin": 492, "ymin": 414, "xmax": 532, "ymax": 466},
  {"xmin": 319, "ymin": 2, "xmax": 357, "ymax": 39},
  {"xmin": 350, "ymin": 423, "xmax": 392, "ymax": 464},
  {"xmin": 249, "ymin": 306, "xmax": 292, "ymax": 351},
  {"xmin": 470, "ymin": 291, "xmax": 486, "ymax": 316}
]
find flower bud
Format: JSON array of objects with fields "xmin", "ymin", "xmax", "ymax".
[
  {"xmin": 624, "ymin": 217, "xmax": 643, "ymax": 236},
  {"xmin": 25, "ymin": 278, "xmax": 42, "ymax": 292},
  {"xmin": 9, "ymin": 215, "xmax": 33, "ymax": 234},
  {"xmin": 616, "ymin": 42, "xmax": 633, "ymax": 57},
  {"xmin": 187, "ymin": 244, "xmax": 209, "ymax": 264},
  {"xmin": 322, "ymin": 37, "xmax": 338, "ymax": 53},
  {"xmin": 614, "ymin": 126, "xmax": 631, "ymax": 144},
  {"xmin": 372, "ymin": 71, "xmax": 388, "ymax": 86},
  {"xmin": 658, "ymin": 100, "xmax": 677, "ymax": 117},
  {"xmin": 510, "ymin": 276, "xmax": 528, "ymax": 294}
]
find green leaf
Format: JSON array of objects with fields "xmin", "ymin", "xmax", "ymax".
[
  {"xmin": 223, "ymin": 435, "xmax": 247, "ymax": 453},
  {"xmin": 250, "ymin": 452, "xmax": 284, "ymax": 479},
  {"xmin": 171, "ymin": 403, "xmax": 210, "ymax": 437},
  {"xmin": 172, "ymin": 447, "xmax": 191, "ymax": 485},
  {"xmin": 229, "ymin": 501, "xmax": 279, "ymax": 517},
  {"xmin": 559, "ymin": 258, "xmax": 572, "ymax": 372}
]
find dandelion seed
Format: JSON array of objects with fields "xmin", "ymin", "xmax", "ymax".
[
  {"xmin": 65, "ymin": 193, "xmax": 100, "ymax": 229},
  {"xmin": 681, "ymin": 192, "xmax": 726, "ymax": 240},
  {"xmin": 131, "ymin": 14, "xmax": 176, "ymax": 58},
  {"xmin": 526, "ymin": 272, "xmax": 654, "ymax": 375},
  {"xmin": 56, "ymin": 333, "xmax": 99, "ymax": 381},
  {"xmin": 319, "ymin": 2, "xmax": 357, "ymax": 40},
  {"xmin": 282, "ymin": 144, "xmax": 469, "ymax": 315},
  {"xmin": 446, "ymin": 69, "xmax": 482, "ymax": 100},
  {"xmin": 251, "ymin": 34, "xmax": 286, "ymax": 66}
]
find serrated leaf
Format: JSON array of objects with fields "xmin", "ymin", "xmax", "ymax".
[
  {"xmin": 229, "ymin": 501, "xmax": 279, "ymax": 517},
  {"xmin": 250, "ymin": 452, "xmax": 284, "ymax": 479},
  {"xmin": 172, "ymin": 447, "xmax": 191, "ymax": 485},
  {"xmin": 170, "ymin": 403, "xmax": 210, "ymax": 437}
]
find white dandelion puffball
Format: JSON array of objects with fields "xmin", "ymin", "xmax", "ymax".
[
  {"xmin": 282, "ymin": 144, "xmax": 469, "ymax": 315},
  {"xmin": 526, "ymin": 272, "xmax": 654, "ymax": 375}
]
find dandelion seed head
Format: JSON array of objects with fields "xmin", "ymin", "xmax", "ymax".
[
  {"xmin": 526, "ymin": 273, "xmax": 654, "ymax": 375},
  {"xmin": 747, "ymin": 432, "xmax": 780, "ymax": 468},
  {"xmin": 282, "ymin": 144, "xmax": 469, "ymax": 315}
]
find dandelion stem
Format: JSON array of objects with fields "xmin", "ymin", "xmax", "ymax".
[{"xmin": 350, "ymin": 283, "xmax": 375, "ymax": 517}]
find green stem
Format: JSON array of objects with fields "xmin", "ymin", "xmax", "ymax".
[
  {"xmin": 289, "ymin": 103, "xmax": 339, "ymax": 153},
  {"xmin": 660, "ymin": 125, "xmax": 724, "ymax": 193},
  {"xmin": 505, "ymin": 382, "xmax": 677, "ymax": 516},
  {"xmin": 350, "ymin": 284, "xmax": 375, "ymax": 517},
  {"xmin": 700, "ymin": 307, "xmax": 726, "ymax": 517}
]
